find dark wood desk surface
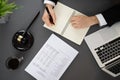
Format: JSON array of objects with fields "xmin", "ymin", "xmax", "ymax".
[{"xmin": 0, "ymin": 0, "xmax": 120, "ymax": 80}]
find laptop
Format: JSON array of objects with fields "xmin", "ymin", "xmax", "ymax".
[{"xmin": 84, "ymin": 22, "xmax": 120, "ymax": 77}]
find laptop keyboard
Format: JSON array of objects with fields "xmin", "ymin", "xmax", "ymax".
[
  {"xmin": 108, "ymin": 62, "xmax": 120, "ymax": 74},
  {"xmin": 95, "ymin": 37, "xmax": 120, "ymax": 63}
]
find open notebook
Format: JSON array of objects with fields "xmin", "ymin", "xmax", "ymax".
[{"xmin": 44, "ymin": 2, "xmax": 90, "ymax": 45}]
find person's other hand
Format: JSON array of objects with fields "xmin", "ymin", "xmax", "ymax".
[
  {"xmin": 70, "ymin": 15, "xmax": 99, "ymax": 28},
  {"xmin": 42, "ymin": 4, "xmax": 56, "ymax": 27}
]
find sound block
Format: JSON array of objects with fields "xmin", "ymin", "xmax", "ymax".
[{"xmin": 12, "ymin": 30, "xmax": 34, "ymax": 51}]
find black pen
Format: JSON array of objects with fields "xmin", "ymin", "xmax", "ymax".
[{"xmin": 45, "ymin": 6, "xmax": 55, "ymax": 24}]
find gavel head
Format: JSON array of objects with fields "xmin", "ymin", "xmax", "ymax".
[
  {"xmin": 17, "ymin": 35, "xmax": 23, "ymax": 42},
  {"xmin": 12, "ymin": 30, "xmax": 34, "ymax": 51}
]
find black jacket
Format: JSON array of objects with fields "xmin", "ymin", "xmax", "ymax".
[
  {"xmin": 49, "ymin": 0, "xmax": 58, "ymax": 5},
  {"xmin": 102, "ymin": 4, "xmax": 120, "ymax": 26}
]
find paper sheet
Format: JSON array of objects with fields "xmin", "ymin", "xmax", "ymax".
[{"xmin": 25, "ymin": 34, "xmax": 78, "ymax": 80}]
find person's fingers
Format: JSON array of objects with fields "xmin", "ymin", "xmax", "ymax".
[
  {"xmin": 70, "ymin": 16, "xmax": 77, "ymax": 22},
  {"xmin": 70, "ymin": 15, "xmax": 96, "ymax": 29},
  {"xmin": 70, "ymin": 15, "xmax": 86, "ymax": 28},
  {"xmin": 42, "ymin": 10, "xmax": 52, "ymax": 26},
  {"xmin": 48, "ymin": 6, "xmax": 56, "ymax": 24},
  {"xmin": 71, "ymin": 19, "xmax": 85, "ymax": 28},
  {"xmin": 71, "ymin": 20, "xmax": 79, "ymax": 28},
  {"xmin": 45, "ymin": 17, "xmax": 52, "ymax": 26}
]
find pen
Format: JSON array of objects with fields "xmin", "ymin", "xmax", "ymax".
[{"xmin": 45, "ymin": 6, "xmax": 55, "ymax": 24}]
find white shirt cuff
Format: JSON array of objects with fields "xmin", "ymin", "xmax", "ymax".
[
  {"xmin": 44, "ymin": 0, "xmax": 55, "ymax": 6},
  {"xmin": 96, "ymin": 14, "xmax": 107, "ymax": 27}
]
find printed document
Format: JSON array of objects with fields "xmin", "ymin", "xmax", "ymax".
[
  {"xmin": 25, "ymin": 34, "xmax": 78, "ymax": 80},
  {"xmin": 44, "ymin": 2, "xmax": 90, "ymax": 45}
]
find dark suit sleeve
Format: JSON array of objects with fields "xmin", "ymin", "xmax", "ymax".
[
  {"xmin": 50, "ymin": 0, "xmax": 58, "ymax": 4},
  {"xmin": 102, "ymin": 4, "xmax": 120, "ymax": 26}
]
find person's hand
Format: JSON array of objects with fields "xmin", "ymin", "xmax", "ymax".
[
  {"xmin": 42, "ymin": 4, "xmax": 56, "ymax": 27},
  {"xmin": 70, "ymin": 15, "xmax": 99, "ymax": 28}
]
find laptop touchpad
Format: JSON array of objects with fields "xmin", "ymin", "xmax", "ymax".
[{"xmin": 99, "ymin": 27, "xmax": 119, "ymax": 42}]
